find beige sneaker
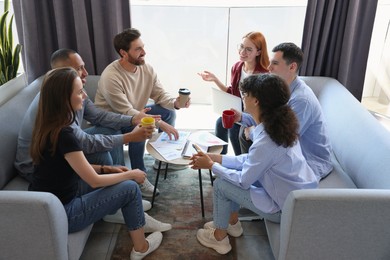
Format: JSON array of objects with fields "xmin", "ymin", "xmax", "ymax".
[
  {"xmin": 144, "ymin": 212, "xmax": 172, "ymax": 233},
  {"xmin": 140, "ymin": 178, "xmax": 160, "ymax": 198},
  {"xmin": 142, "ymin": 199, "xmax": 152, "ymax": 211},
  {"xmin": 130, "ymin": 232, "xmax": 163, "ymax": 260},
  {"xmin": 196, "ymin": 228, "xmax": 232, "ymax": 254},
  {"xmin": 102, "ymin": 200, "xmax": 151, "ymax": 224},
  {"xmin": 203, "ymin": 220, "xmax": 243, "ymax": 237}
]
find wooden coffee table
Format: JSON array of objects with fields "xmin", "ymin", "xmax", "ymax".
[{"xmin": 146, "ymin": 132, "xmax": 222, "ymax": 217}]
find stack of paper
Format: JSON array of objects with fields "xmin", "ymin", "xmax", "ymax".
[
  {"xmin": 149, "ymin": 131, "xmax": 191, "ymax": 160},
  {"xmin": 149, "ymin": 131, "xmax": 227, "ymax": 161}
]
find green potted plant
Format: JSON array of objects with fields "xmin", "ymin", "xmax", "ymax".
[{"xmin": 0, "ymin": 0, "xmax": 22, "ymax": 85}]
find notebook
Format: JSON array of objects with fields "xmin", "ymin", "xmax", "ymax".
[
  {"xmin": 181, "ymin": 140, "xmax": 208, "ymax": 158},
  {"xmin": 211, "ymin": 87, "xmax": 242, "ymax": 115}
]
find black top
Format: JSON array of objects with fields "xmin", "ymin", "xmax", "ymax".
[{"xmin": 30, "ymin": 127, "xmax": 82, "ymax": 204}]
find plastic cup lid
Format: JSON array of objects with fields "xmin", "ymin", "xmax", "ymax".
[{"xmin": 179, "ymin": 88, "xmax": 191, "ymax": 95}]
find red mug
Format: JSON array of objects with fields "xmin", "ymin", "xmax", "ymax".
[{"xmin": 222, "ymin": 110, "xmax": 236, "ymax": 129}]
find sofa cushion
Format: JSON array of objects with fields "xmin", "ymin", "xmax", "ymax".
[
  {"xmin": 83, "ymin": 75, "xmax": 100, "ymax": 102},
  {"xmin": 68, "ymin": 226, "xmax": 94, "ymax": 260},
  {"xmin": 0, "ymin": 77, "xmax": 42, "ymax": 189},
  {"xmin": 3, "ymin": 175, "xmax": 29, "ymax": 190},
  {"xmin": 318, "ymin": 153, "xmax": 356, "ymax": 188},
  {"xmin": 301, "ymin": 77, "xmax": 390, "ymax": 189}
]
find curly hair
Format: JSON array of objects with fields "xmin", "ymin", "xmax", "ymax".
[{"xmin": 240, "ymin": 73, "xmax": 299, "ymax": 147}]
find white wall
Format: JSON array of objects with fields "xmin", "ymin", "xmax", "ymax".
[{"xmin": 131, "ymin": 2, "xmax": 307, "ymax": 104}]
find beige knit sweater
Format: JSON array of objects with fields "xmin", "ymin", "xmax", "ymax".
[{"xmin": 95, "ymin": 60, "xmax": 175, "ymax": 116}]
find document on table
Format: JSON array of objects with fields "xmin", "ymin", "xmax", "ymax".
[
  {"xmin": 181, "ymin": 131, "xmax": 227, "ymax": 158},
  {"xmin": 181, "ymin": 140, "xmax": 208, "ymax": 158},
  {"xmin": 149, "ymin": 131, "xmax": 191, "ymax": 160},
  {"xmin": 187, "ymin": 131, "xmax": 228, "ymax": 147},
  {"xmin": 149, "ymin": 131, "xmax": 228, "ymax": 161}
]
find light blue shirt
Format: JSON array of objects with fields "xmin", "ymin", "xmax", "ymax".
[
  {"xmin": 212, "ymin": 123, "xmax": 318, "ymax": 214},
  {"xmin": 241, "ymin": 77, "xmax": 333, "ymax": 180}
]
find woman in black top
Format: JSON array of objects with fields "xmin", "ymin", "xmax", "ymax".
[{"xmin": 30, "ymin": 67, "xmax": 161, "ymax": 260}]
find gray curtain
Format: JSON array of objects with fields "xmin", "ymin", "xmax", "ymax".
[
  {"xmin": 300, "ymin": 0, "xmax": 378, "ymax": 100},
  {"xmin": 13, "ymin": 0, "xmax": 131, "ymax": 83}
]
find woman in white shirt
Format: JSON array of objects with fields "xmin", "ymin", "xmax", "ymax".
[{"xmin": 190, "ymin": 73, "xmax": 318, "ymax": 255}]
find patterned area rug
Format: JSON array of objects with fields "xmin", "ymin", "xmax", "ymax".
[{"xmin": 110, "ymin": 155, "xmax": 237, "ymax": 259}]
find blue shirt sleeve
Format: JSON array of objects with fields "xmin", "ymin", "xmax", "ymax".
[{"xmin": 241, "ymin": 112, "xmax": 256, "ymax": 127}]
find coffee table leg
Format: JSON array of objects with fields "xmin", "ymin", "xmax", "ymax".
[
  {"xmin": 198, "ymin": 169, "xmax": 205, "ymax": 218},
  {"xmin": 152, "ymin": 161, "xmax": 162, "ymax": 207},
  {"xmin": 209, "ymin": 169, "xmax": 214, "ymax": 186},
  {"xmin": 164, "ymin": 162, "xmax": 169, "ymax": 180}
]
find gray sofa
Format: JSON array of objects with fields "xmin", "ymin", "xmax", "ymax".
[
  {"xmin": 2, "ymin": 75, "xmax": 390, "ymax": 259},
  {"xmin": 265, "ymin": 77, "xmax": 390, "ymax": 260},
  {"xmin": 0, "ymin": 75, "xmax": 100, "ymax": 260}
]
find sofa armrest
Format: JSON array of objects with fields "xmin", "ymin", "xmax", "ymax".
[
  {"xmin": 277, "ymin": 189, "xmax": 390, "ymax": 260},
  {"xmin": 0, "ymin": 191, "xmax": 69, "ymax": 260}
]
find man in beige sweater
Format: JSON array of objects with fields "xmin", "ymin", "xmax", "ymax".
[{"xmin": 95, "ymin": 28, "xmax": 190, "ymax": 176}]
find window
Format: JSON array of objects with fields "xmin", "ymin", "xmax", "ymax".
[
  {"xmin": 362, "ymin": 0, "xmax": 390, "ymax": 118},
  {"xmin": 131, "ymin": 0, "xmax": 307, "ymax": 104}
]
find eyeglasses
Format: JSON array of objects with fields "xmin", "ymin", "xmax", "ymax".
[
  {"xmin": 241, "ymin": 91, "xmax": 249, "ymax": 98},
  {"xmin": 237, "ymin": 44, "xmax": 255, "ymax": 54}
]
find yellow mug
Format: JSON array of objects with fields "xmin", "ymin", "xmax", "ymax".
[{"xmin": 140, "ymin": 117, "xmax": 155, "ymax": 127}]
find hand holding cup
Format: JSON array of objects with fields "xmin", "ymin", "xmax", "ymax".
[
  {"xmin": 222, "ymin": 109, "xmax": 236, "ymax": 129},
  {"xmin": 140, "ymin": 117, "xmax": 155, "ymax": 127},
  {"xmin": 178, "ymin": 88, "xmax": 191, "ymax": 108}
]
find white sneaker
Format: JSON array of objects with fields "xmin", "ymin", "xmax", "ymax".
[
  {"xmin": 140, "ymin": 178, "xmax": 160, "ymax": 198},
  {"xmin": 102, "ymin": 200, "xmax": 152, "ymax": 224},
  {"xmin": 130, "ymin": 232, "xmax": 163, "ymax": 260},
  {"xmin": 142, "ymin": 200, "xmax": 152, "ymax": 211},
  {"xmin": 203, "ymin": 220, "xmax": 243, "ymax": 237},
  {"xmin": 153, "ymin": 160, "xmax": 188, "ymax": 171},
  {"xmin": 144, "ymin": 212, "xmax": 172, "ymax": 233},
  {"xmin": 196, "ymin": 228, "xmax": 232, "ymax": 254}
]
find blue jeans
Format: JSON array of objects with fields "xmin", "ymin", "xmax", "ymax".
[
  {"xmin": 212, "ymin": 178, "xmax": 281, "ymax": 230},
  {"xmin": 215, "ymin": 117, "xmax": 241, "ymax": 155},
  {"xmin": 65, "ymin": 180, "xmax": 144, "ymax": 233},
  {"xmin": 122, "ymin": 104, "xmax": 176, "ymax": 171},
  {"xmin": 83, "ymin": 126, "xmax": 125, "ymax": 166}
]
